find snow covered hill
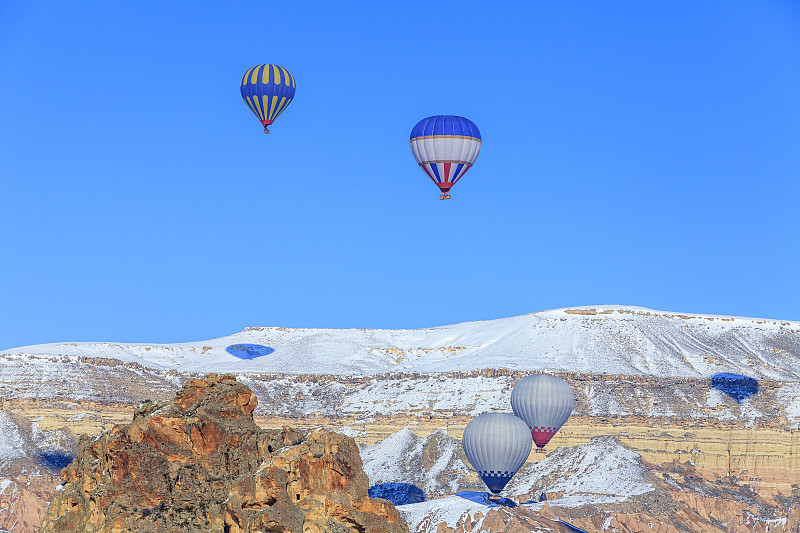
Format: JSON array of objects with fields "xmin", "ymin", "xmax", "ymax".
[
  {"xmin": 504, "ymin": 436, "xmax": 653, "ymax": 506},
  {"xmin": 359, "ymin": 429, "xmax": 653, "ymax": 508},
  {"xmin": 362, "ymin": 429, "xmax": 800, "ymax": 533},
  {"xmin": 3, "ymin": 306, "xmax": 799, "ymax": 379},
  {"xmin": 361, "ymin": 427, "xmax": 475, "ymax": 496}
]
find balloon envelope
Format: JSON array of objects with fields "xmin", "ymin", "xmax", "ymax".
[
  {"xmin": 240, "ymin": 64, "xmax": 296, "ymax": 132},
  {"xmin": 511, "ymin": 375, "xmax": 574, "ymax": 450},
  {"xmin": 462, "ymin": 413, "xmax": 532, "ymax": 494},
  {"xmin": 409, "ymin": 115, "xmax": 481, "ymax": 197}
]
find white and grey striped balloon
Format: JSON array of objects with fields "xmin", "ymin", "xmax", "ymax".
[
  {"xmin": 511, "ymin": 375, "xmax": 574, "ymax": 450},
  {"xmin": 462, "ymin": 412, "xmax": 532, "ymax": 494}
]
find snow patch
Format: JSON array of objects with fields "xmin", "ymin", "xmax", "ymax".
[
  {"xmin": 331, "ymin": 426, "xmax": 364, "ymax": 438},
  {"xmin": 344, "ymin": 376, "xmax": 513, "ymax": 416},
  {"xmin": 397, "ymin": 495, "xmax": 488, "ymax": 533},
  {"xmin": 507, "ymin": 436, "xmax": 653, "ymax": 506},
  {"xmin": 361, "ymin": 426, "xmax": 418, "ymax": 486},
  {"xmin": 0, "ymin": 479, "xmax": 17, "ymax": 494},
  {"xmin": 777, "ymin": 382, "xmax": 800, "ymax": 429},
  {"xmin": 0, "ymin": 413, "xmax": 26, "ymax": 467}
]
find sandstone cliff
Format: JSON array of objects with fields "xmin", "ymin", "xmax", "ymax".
[{"xmin": 41, "ymin": 374, "xmax": 407, "ymax": 533}]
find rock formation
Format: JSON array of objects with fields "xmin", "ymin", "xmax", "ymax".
[{"xmin": 41, "ymin": 374, "xmax": 407, "ymax": 533}]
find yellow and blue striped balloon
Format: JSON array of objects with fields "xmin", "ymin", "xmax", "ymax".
[{"xmin": 240, "ymin": 64, "xmax": 296, "ymax": 133}]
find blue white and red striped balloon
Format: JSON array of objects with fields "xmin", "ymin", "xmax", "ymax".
[
  {"xmin": 511, "ymin": 375, "xmax": 574, "ymax": 451},
  {"xmin": 409, "ymin": 115, "xmax": 481, "ymax": 199},
  {"xmin": 462, "ymin": 413, "xmax": 532, "ymax": 495}
]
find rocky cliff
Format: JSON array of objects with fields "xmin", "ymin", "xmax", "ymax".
[{"xmin": 40, "ymin": 374, "xmax": 407, "ymax": 533}]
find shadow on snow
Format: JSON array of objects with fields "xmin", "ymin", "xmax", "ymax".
[
  {"xmin": 368, "ymin": 483, "xmax": 425, "ymax": 505},
  {"xmin": 711, "ymin": 373, "xmax": 759, "ymax": 402},
  {"xmin": 455, "ymin": 491, "xmax": 516, "ymax": 508},
  {"xmin": 226, "ymin": 344, "xmax": 275, "ymax": 360},
  {"xmin": 39, "ymin": 452, "xmax": 74, "ymax": 471}
]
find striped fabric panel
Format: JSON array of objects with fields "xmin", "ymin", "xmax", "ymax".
[{"xmin": 240, "ymin": 64, "xmax": 296, "ymax": 125}]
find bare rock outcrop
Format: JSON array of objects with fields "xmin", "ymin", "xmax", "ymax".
[
  {"xmin": 41, "ymin": 374, "xmax": 407, "ymax": 533},
  {"xmin": 0, "ymin": 476, "xmax": 61, "ymax": 533}
]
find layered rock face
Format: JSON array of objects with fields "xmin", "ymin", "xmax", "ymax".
[{"xmin": 41, "ymin": 374, "xmax": 406, "ymax": 533}]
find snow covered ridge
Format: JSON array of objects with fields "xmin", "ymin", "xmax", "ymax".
[
  {"xmin": 505, "ymin": 436, "xmax": 653, "ymax": 506},
  {"xmin": 359, "ymin": 428, "xmax": 652, "ymax": 509},
  {"xmin": 360, "ymin": 427, "xmax": 474, "ymax": 496},
  {"xmin": 362, "ymin": 430, "xmax": 654, "ymax": 532},
  {"xmin": 3, "ymin": 305, "xmax": 799, "ymax": 379}
]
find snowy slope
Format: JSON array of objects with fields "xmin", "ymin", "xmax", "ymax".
[
  {"xmin": 360, "ymin": 427, "xmax": 473, "ymax": 496},
  {"xmin": 0, "ymin": 414, "xmax": 26, "ymax": 469},
  {"xmin": 397, "ymin": 495, "xmax": 492, "ymax": 533},
  {"xmin": 506, "ymin": 436, "xmax": 653, "ymax": 506},
  {"xmin": 3, "ymin": 306, "xmax": 799, "ymax": 379},
  {"xmin": 361, "ymin": 428, "xmax": 652, "ymax": 508},
  {"xmin": 364, "ymin": 430, "xmax": 655, "ymax": 531}
]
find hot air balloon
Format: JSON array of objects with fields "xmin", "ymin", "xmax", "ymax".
[
  {"xmin": 409, "ymin": 115, "xmax": 481, "ymax": 200},
  {"xmin": 462, "ymin": 413, "xmax": 532, "ymax": 499},
  {"xmin": 511, "ymin": 375, "xmax": 574, "ymax": 453},
  {"xmin": 240, "ymin": 64, "xmax": 296, "ymax": 133}
]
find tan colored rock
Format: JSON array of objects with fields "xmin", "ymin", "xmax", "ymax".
[
  {"xmin": 0, "ymin": 476, "xmax": 61, "ymax": 533},
  {"xmin": 41, "ymin": 374, "xmax": 407, "ymax": 533},
  {"xmin": 537, "ymin": 502, "xmax": 557, "ymax": 520}
]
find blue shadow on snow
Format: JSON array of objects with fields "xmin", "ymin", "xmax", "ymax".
[
  {"xmin": 226, "ymin": 344, "xmax": 275, "ymax": 360},
  {"xmin": 368, "ymin": 483, "xmax": 425, "ymax": 505},
  {"xmin": 455, "ymin": 491, "xmax": 517, "ymax": 508},
  {"xmin": 560, "ymin": 522, "xmax": 591, "ymax": 533},
  {"xmin": 711, "ymin": 373, "xmax": 759, "ymax": 403},
  {"xmin": 39, "ymin": 452, "xmax": 74, "ymax": 471}
]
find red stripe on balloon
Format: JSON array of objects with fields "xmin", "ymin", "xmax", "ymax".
[{"xmin": 531, "ymin": 427, "xmax": 557, "ymax": 448}]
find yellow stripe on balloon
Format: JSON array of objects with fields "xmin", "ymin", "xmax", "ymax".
[
  {"xmin": 246, "ymin": 95, "xmax": 256, "ymax": 117},
  {"xmin": 244, "ymin": 95, "xmax": 258, "ymax": 117},
  {"xmin": 262, "ymin": 63, "xmax": 270, "ymax": 84},
  {"xmin": 252, "ymin": 95, "xmax": 265, "ymax": 119},
  {"xmin": 274, "ymin": 96, "xmax": 287, "ymax": 117},
  {"xmin": 288, "ymin": 70, "xmax": 295, "ymax": 87},
  {"xmin": 250, "ymin": 65, "xmax": 262, "ymax": 85},
  {"xmin": 269, "ymin": 95, "xmax": 279, "ymax": 119},
  {"xmin": 242, "ymin": 65, "xmax": 258, "ymax": 85},
  {"xmin": 275, "ymin": 102, "xmax": 291, "ymax": 118},
  {"xmin": 261, "ymin": 94, "xmax": 272, "ymax": 120},
  {"xmin": 242, "ymin": 65, "xmax": 256, "ymax": 86},
  {"xmin": 257, "ymin": 95, "xmax": 267, "ymax": 120},
  {"xmin": 273, "ymin": 64, "xmax": 281, "ymax": 85},
  {"xmin": 279, "ymin": 66, "xmax": 290, "ymax": 87}
]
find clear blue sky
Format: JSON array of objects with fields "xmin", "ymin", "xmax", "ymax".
[{"xmin": 2, "ymin": 1, "xmax": 799, "ymax": 350}]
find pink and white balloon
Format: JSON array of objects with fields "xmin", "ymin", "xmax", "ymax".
[{"xmin": 511, "ymin": 375, "xmax": 574, "ymax": 451}]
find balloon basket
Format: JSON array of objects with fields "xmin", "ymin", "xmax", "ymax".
[
  {"xmin": 535, "ymin": 448, "xmax": 547, "ymax": 454},
  {"xmin": 263, "ymin": 128, "xmax": 270, "ymax": 134},
  {"xmin": 439, "ymin": 194, "xmax": 451, "ymax": 200},
  {"xmin": 487, "ymin": 494, "xmax": 502, "ymax": 502}
]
